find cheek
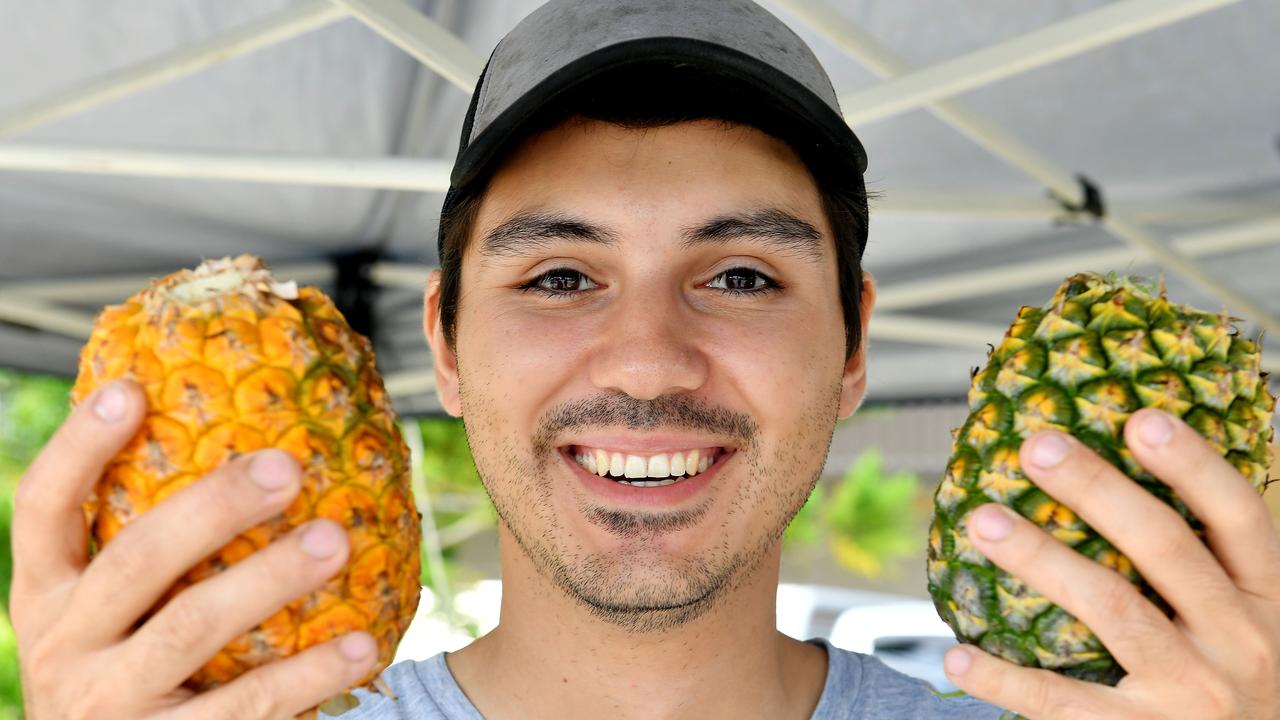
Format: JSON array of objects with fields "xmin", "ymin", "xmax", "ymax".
[
  {"xmin": 456, "ymin": 299, "xmax": 595, "ymax": 412},
  {"xmin": 705, "ymin": 307, "xmax": 845, "ymax": 414}
]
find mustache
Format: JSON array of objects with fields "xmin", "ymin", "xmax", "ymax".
[{"xmin": 531, "ymin": 393, "xmax": 758, "ymax": 454}]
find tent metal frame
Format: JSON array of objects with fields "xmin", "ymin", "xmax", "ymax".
[{"xmin": 2, "ymin": 0, "xmax": 1278, "ymax": 394}]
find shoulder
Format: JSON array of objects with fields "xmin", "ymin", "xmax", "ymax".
[
  {"xmin": 323, "ymin": 653, "xmax": 483, "ymax": 720},
  {"xmin": 810, "ymin": 639, "xmax": 1009, "ymax": 720}
]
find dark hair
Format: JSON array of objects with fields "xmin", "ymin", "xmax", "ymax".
[{"xmin": 438, "ymin": 64, "xmax": 870, "ymax": 361}]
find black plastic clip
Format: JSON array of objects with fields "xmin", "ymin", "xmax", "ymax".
[{"xmin": 1052, "ymin": 174, "xmax": 1106, "ymax": 225}]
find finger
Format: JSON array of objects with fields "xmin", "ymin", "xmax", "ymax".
[
  {"xmin": 1123, "ymin": 408, "xmax": 1280, "ymax": 595},
  {"xmin": 68, "ymin": 448, "xmax": 302, "ymax": 643},
  {"xmin": 1018, "ymin": 429, "xmax": 1246, "ymax": 635},
  {"xmin": 157, "ymin": 632, "xmax": 379, "ymax": 720},
  {"xmin": 966, "ymin": 503, "xmax": 1192, "ymax": 681},
  {"xmin": 9, "ymin": 380, "xmax": 145, "ymax": 597},
  {"xmin": 943, "ymin": 643, "xmax": 1125, "ymax": 720},
  {"xmin": 121, "ymin": 518, "xmax": 350, "ymax": 695}
]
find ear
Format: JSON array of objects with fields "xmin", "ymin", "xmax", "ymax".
[
  {"xmin": 423, "ymin": 270, "xmax": 462, "ymax": 417},
  {"xmin": 837, "ymin": 271, "xmax": 876, "ymax": 419}
]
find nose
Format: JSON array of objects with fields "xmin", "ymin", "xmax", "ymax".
[{"xmin": 587, "ymin": 286, "xmax": 709, "ymax": 400}]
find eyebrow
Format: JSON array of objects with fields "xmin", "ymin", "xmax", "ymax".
[
  {"xmin": 478, "ymin": 211, "xmax": 619, "ymax": 257},
  {"xmin": 476, "ymin": 207, "xmax": 825, "ymax": 262},
  {"xmin": 682, "ymin": 208, "xmax": 824, "ymax": 262}
]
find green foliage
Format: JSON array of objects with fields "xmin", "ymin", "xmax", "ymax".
[
  {"xmin": 783, "ymin": 482, "xmax": 825, "ymax": 546},
  {"xmin": 409, "ymin": 418, "xmax": 496, "ymax": 638},
  {"xmin": 784, "ymin": 449, "xmax": 923, "ymax": 580},
  {"xmin": 0, "ymin": 370, "xmax": 72, "ymax": 613},
  {"xmin": 826, "ymin": 450, "xmax": 922, "ymax": 579},
  {"xmin": 0, "ymin": 607, "xmax": 18, "ymax": 720},
  {"xmin": 0, "ymin": 368, "xmax": 67, "ymax": 718}
]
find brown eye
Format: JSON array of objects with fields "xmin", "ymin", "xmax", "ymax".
[
  {"xmin": 522, "ymin": 268, "xmax": 598, "ymax": 296},
  {"xmin": 707, "ymin": 267, "xmax": 779, "ymax": 294}
]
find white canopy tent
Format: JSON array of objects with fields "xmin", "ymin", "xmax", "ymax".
[{"xmin": 1, "ymin": 0, "xmax": 1278, "ymax": 415}]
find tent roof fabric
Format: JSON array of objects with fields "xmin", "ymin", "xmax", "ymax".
[{"xmin": 2, "ymin": 0, "xmax": 1278, "ymax": 416}]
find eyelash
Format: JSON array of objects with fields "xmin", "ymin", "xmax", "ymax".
[{"xmin": 517, "ymin": 267, "xmax": 782, "ymax": 298}]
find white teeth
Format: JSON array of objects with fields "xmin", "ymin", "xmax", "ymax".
[
  {"xmin": 571, "ymin": 447, "xmax": 722, "ymax": 483},
  {"xmin": 618, "ymin": 478, "xmax": 679, "ymax": 487},
  {"xmin": 624, "ymin": 454, "xmax": 647, "ymax": 478},
  {"xmin": 669, "ymin": 452, "xmax": 686, "ymax": 476},
  {"xmin": 646, "ymin": 454, "xmax": 669, "ymax": 477}
]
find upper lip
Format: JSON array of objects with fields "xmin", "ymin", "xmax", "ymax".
[{"xmin": 559, "ymin": 436, "xmax": 737, "ymax": 454}]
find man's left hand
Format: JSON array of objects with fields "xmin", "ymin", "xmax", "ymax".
[{"xmin": 944, "ymin": 407, "xmax": 1280, "ymax": 720}]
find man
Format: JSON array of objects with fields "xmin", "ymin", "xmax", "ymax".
[{"xmin": 12, "ymin": 1, "xmax": 1280, "ymax": 718}]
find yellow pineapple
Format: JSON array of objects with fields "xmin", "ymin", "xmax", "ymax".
[{"xmin": 71, "ymin": 255, "xmax": 421, "ymax": 716}]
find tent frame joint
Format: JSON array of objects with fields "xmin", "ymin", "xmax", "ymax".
[{"xmin": 1052, "ymin": 173, "xmax": 1107, "ymax": 225}]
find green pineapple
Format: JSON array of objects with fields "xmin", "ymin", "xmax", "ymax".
[{"xmin": 927, "ymin": 273, "xmax": 1276, "ymax": 684}]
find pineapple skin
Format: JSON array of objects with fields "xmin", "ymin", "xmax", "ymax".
[
  {"xmin": 70, "ymin": 256, "xmax": 421, "ymax": 702},
  {"xmin": 927, "ymin": 273, "xmax": 1276, "ymax": 685}
]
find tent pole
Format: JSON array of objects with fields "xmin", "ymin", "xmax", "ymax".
[
  {"xmin": 875, "ymin": 192, "xmax": 1062, "ymax": 221},
  {"xmin": 771, "ymin": 0, "xmax": 1280, "ymax": 338},
  {"xmin": 384, "ymin": 370, "xmax": 438, "ymax": 400},
  {"xmin": 833, "ymin": 0, "xmax": 1242, "ymax": 127},
  {"xmin": 0, "ymin": 1, "xmax": 348, "ymax": 139},
  {"xmin": 0, "ymin": 296, "xmax": 95, "ymax": 338},
  {"xmin": 876, "ymin": 216, "xmax": 1280, "ymax": 310},
  {"xmin": 877, "ymin": 193, "xmax": 1280, "ymax": 226},
  {"xmin": 0, "ymin": 144, "xmax": 452, "ymax": 192},
  {"xmin": 329, "ymin": 0, "xmax": 483, "ymax": 93}
]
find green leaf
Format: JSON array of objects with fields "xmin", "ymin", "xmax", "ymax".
[{"xmin": 824, "ymin": 449, "xmax": 922, "ymax": 579}]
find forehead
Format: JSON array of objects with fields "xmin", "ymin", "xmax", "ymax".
[{"xmin": 475, "ymin": 117, "xmax": 827, "ymax": 237}]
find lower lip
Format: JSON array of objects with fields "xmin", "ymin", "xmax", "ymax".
[{"xmin": 561, "ymin": 448, "xmax": 732, "ymax": 508}]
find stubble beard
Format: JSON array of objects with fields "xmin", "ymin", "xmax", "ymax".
[{"xmin": 458, "ymin": 374, "xmax": 841, "ymax": 634}]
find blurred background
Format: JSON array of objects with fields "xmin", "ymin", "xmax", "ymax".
[{"xmin": 2, "ymin": 0, "xmax": 1279, "ymax": 716}]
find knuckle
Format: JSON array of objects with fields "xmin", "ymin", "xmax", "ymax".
[
  {"xmin": 92, "ymin": 532, "xmax": 156, "ymax": 593},
  {"xmin": 229, "ymin": 671, "xmax": 282, "ymax": 720},
  {"xmin": 1011, "ymin": 671, "xmax": 1053, "ymax": 716},
  {"xmin": 1235, "ymin": 629, "xmax": 1275, "ymax": 687},
  {"xmin": 151, "ymin": 592, "xmax": 214, "ymax": 655},
  {"xmin": 65, "ymin": 689, "xmax": 118, "ymax": 720},
  {"xmin": 1072, "ymin": 456, "xmax": 1112, "ymax": 497},
  {"xmin": 20, "ymin": 632, "xmax": 65, "ymax": 692},
  {"xmin": 1090, "ymin": 576, "xmax": 1144, "ymax": 622},
  {"xmin": 1196, "ymin": 675, "xmax": 1239, "ymax": 719}
]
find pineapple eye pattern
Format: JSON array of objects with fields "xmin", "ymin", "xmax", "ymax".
[
  {"xmin": 72, "ymin": 256, "xmax": 421, "ymax": 715},
  {"xmin": 927, "ymin": 272, "xmax": 1276, "ymax": 686}
]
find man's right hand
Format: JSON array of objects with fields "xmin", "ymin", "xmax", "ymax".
[{"xmin": 9, "ymin": 379, "xmax": 378, "ymax": 719}]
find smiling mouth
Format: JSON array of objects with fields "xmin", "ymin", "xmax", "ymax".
[{"xmin": 563, "ymin": 446, "xmax": 730, "ymax": 487}]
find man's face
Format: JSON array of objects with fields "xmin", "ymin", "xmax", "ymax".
[{"xmin": 428, "ymin": 117, "xmax": 873, "ymax": 631}]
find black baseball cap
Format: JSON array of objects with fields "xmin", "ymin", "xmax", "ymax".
[{"xmin": 438, "ymin": 0, "xmax": 869, "ymax": 257}]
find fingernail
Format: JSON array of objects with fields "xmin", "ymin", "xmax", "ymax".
[
  {"xmin": 972, "ymin": 505, "xmax": 1013, "ymax": 542},
  {"xmin": 92, "ymin": 383, "xmax": 128, "ymax": 423},
  {"xmin": 1138, "ymin": 412, "xmax": 1174, "ymax": 447},
  {"xmin": 1026, "ymin": 433, "xmax": 1069, "ymax": 468},
  {"xmin": 301, "ymin": 521, "xmax": 344, "ymax": 559},
  {"xmin": 248, "ymin": 450, "xmax": 298, "ymax": 492},
  {"xmin": 945, "ymin": 646, "xmax": 973, "ymax": 676},
  {"xmin": 339, "ymin": 632, "xmax": 376, "ymax": 662}
]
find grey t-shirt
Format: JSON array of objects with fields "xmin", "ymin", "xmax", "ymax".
[{"xmin": 334, "ymin": 639, "xmax": 1006, "ymax": 718}]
